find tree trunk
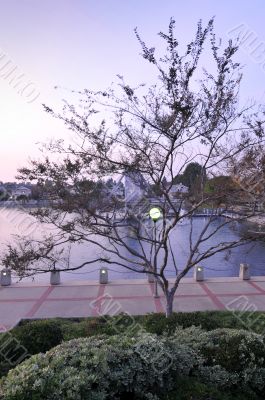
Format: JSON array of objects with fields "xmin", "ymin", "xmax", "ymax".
[{"xmin": 165, "ymin": 292, "xmax": 174, "ymax": 317}]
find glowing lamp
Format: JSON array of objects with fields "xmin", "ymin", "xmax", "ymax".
[
  {"xmin": 0, "ymin": 268, "xmax": 11, "ymax": 286},
  {"xmin": 100, "ymin": 268, "xmax": 108, "ymax": 284},
  {"xmin": 149, "ymin": 207, "xmax": 161, "ymax": 222},
  {"xmin": 194, "ymin": 265, "xmax": 204, "ymax": 282}
]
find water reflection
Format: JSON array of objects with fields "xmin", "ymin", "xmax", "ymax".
[{"xmin": 0, "ymin": 209, "xmax": 265, "ymax": 282}]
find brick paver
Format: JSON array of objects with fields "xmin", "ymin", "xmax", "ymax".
[{"xmin": 1, "ymin": 277, "xmax": 265, "ymax": 330}]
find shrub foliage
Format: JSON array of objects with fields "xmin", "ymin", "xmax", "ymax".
[
  {"xmin": 1, "ymin": 313, "xmax": 265, "ymax": 398},
  {"xmin": 2, "ymin": 327, "xmax": 265, "ymax": 399},
  {"xmin": 0, "ymin": 334, "xmax": 199, "ymax": 400}
]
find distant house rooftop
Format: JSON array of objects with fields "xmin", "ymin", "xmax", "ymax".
[
  {"xmin": 11, "ymin": 186, "xmax": 32, "ymax": 199},
  {"xmin": 169, "ymin": 183, "xmax": 189, "ymax": 194}
]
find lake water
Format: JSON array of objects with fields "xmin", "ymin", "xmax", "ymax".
[{"xmin": 0, "ymin": 207, "xmax": 264, "ymax": 282}]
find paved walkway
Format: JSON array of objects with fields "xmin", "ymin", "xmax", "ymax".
[{"xmin": 1, "ymin": 277, "xmax": 265, "ymax": 330}]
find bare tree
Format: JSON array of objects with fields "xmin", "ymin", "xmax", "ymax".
[
  {"xmin": 229, "ymin": 143, "xmax": 265, "ymax": 211},
  {"xmin": 2, "ymin": 18, "xmax": 265, "ymax": 316}
]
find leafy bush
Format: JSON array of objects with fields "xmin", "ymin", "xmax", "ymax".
[
  {"xmin": 163, "ymin": 377, "xmax": 257, "ymax": 400},
  {"xmin": 12, "ymin": 319, "xmax": 63, "ymax": 355},
  {"xmin": 2, "ymin": 327, "xmax": 265, "ymax": 399},
  {"xmin": 141, "ymin": 311, "xmax": 265, "ymax": 335},
  {"xmin": 173, "ymin": 326, "xmax": 265, "ymax": 396},
  {"xmin": 2, "ymin": 311, "xmax": 265, "ymax": 382},
  {"xmin": 200, "ymin": 328, "xmax": 265, "ymax": 372},
  {"xmin": 0, "ymin": 334, "xmax": 200, "ymax": 400},
  {"xmin": 0, "ymin": 320, "xmax": 63, "ymax": 378},
  {"xmin": 16, "ymin": 310, "xmax": 265, "ymax": 339}
]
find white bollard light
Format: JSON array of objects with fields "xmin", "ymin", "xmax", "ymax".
[
  {"xmin": 239, "ymin": 263, "xmax": 250, "ymax": 280},
  {"xmin": 50, "ymin": 270, "xmax": 61, "ymax": 285},
  {"xmin": 0, "ymin": 268, "xmax": 11, "ymax": 286},
  {"xmin": 194, "ymin": 265, "xmax": 204, "ymax": 282},
  {"xmin": 99, "ymin": 268, "xmax": 108, "ymax": 284}
]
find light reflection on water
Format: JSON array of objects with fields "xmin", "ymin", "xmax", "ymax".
[{"xmin": 0, "ymin": 208, "xmax": 264, "ymax": 282}]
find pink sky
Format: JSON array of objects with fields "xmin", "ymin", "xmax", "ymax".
[{"xmin": 0, "ymin": 0, "xmax": 265, "ymax": 181}]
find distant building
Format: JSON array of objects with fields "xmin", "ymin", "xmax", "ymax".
[
  {"xmin": 11, "ymin": 186, "xmax": 32, "ymax": 200},
  {"xmin": 124, "ymin": 171, "xmax": 148, "ymax": 205},
  {"xmin": 169, "ymin": 183, "xmax": 189, "ymax": 197}
]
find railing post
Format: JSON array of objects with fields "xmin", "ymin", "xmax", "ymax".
[
  {"xmin": 99, "ymin": 268, "xmax": 108, "ymax": 284},
  {"xmin": 0, "ymin": 268, "xmax": 11, "ymax": 286},
  {"xmin": 50, "ymin": 270, "xmax": 61, "ymax": 285},
  {"xmin": 239, "ymin": 263, "xmax": 250, "ymax": 280},
  {"xmin": 194, "ymin": 265, "xmax": 204, "ymax": 282}
]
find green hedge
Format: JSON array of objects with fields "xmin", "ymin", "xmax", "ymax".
[
  {"xmin": 172, "ymin": 326, "xmax": 265, "ymax": 395},
  {"xmin": 15, "ymin": 310, "xmax": 265, "ymax": 337},
  {"xmin": 0, "ymin": 334, "xmax": 199, "ymax": 400},
  {"xmin": 1, "ymin": 311, "xmax": 265, "ymax": 380},
  {"xmin": 1, "ymin": 328, "xmax": 265, "ymax": 399},
  {"xmin": 12, "ymin": 319, "xmax": 63, "ymax": 354},
  {"xmin": 20, "ymin": 310, "xmax": 265, "ymax": 337},
  {"xmin": 163, "ymin": 377, "xmax": 256, "ymax": 400},
  {"xmin": 139, "ymin": 311, "xmax": 265, "ymax": 335},
  {"xmin": 0, "ymin": 320, "xmax": 63, "ymax": 379}
]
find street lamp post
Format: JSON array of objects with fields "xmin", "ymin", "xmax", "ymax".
[{"xmin": 149, "ymin": 207, "xmax": 161, "ymax": 298}]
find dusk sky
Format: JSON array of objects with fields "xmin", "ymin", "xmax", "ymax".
[{"xmin": 0, "ymin": 0, "xmax": 265, "ymax": 181}]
